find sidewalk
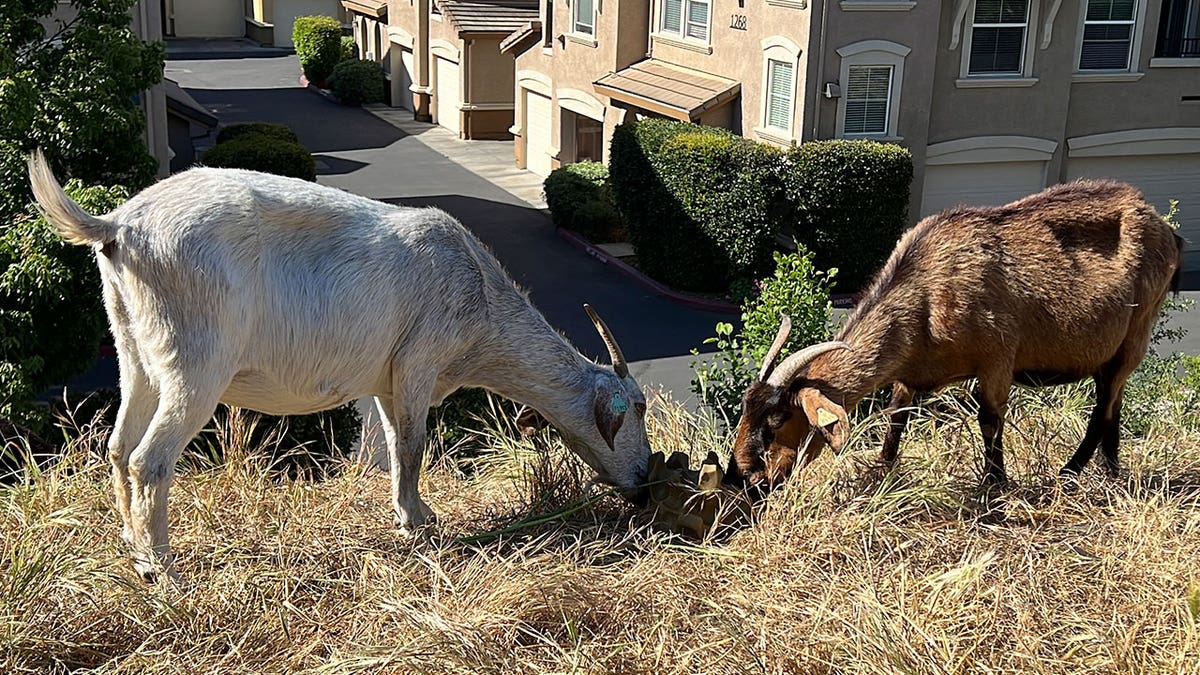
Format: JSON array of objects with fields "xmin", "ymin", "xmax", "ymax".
[
  {"xmin": 166, "ymin": 37, "xmax": 291, "ymax": 60},
  {"xmin": 363, "ymin": 105, "xmax": 547, "ymax": 210}
]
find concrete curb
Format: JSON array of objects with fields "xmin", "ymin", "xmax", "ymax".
[{"xmin": 555, "ymin": 228, "xmax": 741, "ymax": 314}]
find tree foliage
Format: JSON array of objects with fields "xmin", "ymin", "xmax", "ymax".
[
  {"xmin": 0, "ymin": 0, "xmax": 163, "ymax": 221},
  {"xmin": 1, "ymin": 0, "xmax": 161, "ymax": 422}
]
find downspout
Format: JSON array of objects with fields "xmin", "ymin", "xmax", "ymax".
[
  {"xmin": 810, "ymin": 0, "xmax": 829, "ymax": 140},
  {"xmin": 463, "ymin": 37, "xmax": 472, "ymax": 138}
]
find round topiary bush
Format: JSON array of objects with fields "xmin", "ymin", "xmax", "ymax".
[
  {"xmin": 215, "ymin": 122, "xmax": 300, "ymax": 146},
  {"xmin": 543, "ymin": 161, "xmax": 625, "ymax": 243},
  {"xmin": 202, "ymin": 136, "xmax": 317, "ymax": 181},
  {"xmin": 293, "ymin": 15, "xmax": 343, "ymax": 86},
  {"xmin": 328, "ymin": 59, "xmax": 385, "ymax": 105}
]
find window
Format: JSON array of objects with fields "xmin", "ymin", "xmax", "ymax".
[
  {"xmin": 765, "ymin": 60, "xmax": 794, "ymax": 130},
  {"xmin": 835, "ymin": 40, "xmax": 909, "ymax": 139},
  {"xmin": 543, "ymin": 0, "xmax": 554, "ymax": 47},
  {"xmin": 573, "ymin": 0, "xmax": 594, "ymax": 35},
  {"xmin": 1080, "ymin": 0, "xmax": 1138, "ymax": 69},
  {"xmin": 659, "ymin": 0, "xmax": 710, "ymax": 41},
  {"xmin": 844, "ymin": 65, "xmax": 892, "ymax": 135},
  {"xmin": 1156, "ymin": 0, "xmax": 1200, "ymax": 57},
  {"xmin": 968, "ymin": 0, "xmax": 1030, "ymax": 74}
]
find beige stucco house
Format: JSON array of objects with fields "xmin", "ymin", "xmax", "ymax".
[
  {"xmin": 498, "ymin": 0, "xmax": 1200, "ymax": 266},
  {"xmin": 373, "ymin": 0, "xmax": 537, "ymax": 138},
  {"xmin": 165, "ymin": 0, "xmax": 345, "ymax": 48}
]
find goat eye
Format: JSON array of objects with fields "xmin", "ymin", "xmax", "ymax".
[
  {"xmin": 767, "ymin": 412, "xmax": 790, "ymax": 429},
  {"xmin": 634, "ymin": 402, "xmax": 647, "ymax": 416}
]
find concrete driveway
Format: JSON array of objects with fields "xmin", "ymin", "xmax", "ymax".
[{"xmin": 166, "ymin": 54, "xmax": 735, "ymax": 407}]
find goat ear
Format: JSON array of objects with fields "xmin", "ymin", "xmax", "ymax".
[
  {"xmin": 515, "ymin": 405, "xmax": 549, "ymax": 436},
  {"xmin": 798, "ymin": 390, "xmax": 850, "ymax": 453},
  {"xmin": 593, "ymin": 391, "xmax": 627, "ymax": 451}
]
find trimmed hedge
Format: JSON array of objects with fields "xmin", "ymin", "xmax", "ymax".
[
  {"xmin": 293, "ymin": 15, "xmax": 343, "ymax": 85},
  {"xmin": 202, "ymin": 135, "xmax": 317, "ymax": 181},
  {"xmin": 543, "ymin": 161, "xmax": 625, "ymax": 243},
  {"xmin": 340, "ymin": 36, "xmax": 357, "ymax": 62},
  {"xmin": 609, "ymin": 120, "xmax": 783, "ymax": 292},
  {"xmin": 784, "ymin": 140, "xmax": 912, "ymax": 291},
  {"xmin": 215, "ymin": 122, "xmax": 299, "ymax": 146},
  {"xmin": 329, "ymin": 58, "xmax": 385, "ymax": 105}
]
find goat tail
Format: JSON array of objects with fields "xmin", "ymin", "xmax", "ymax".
[
  {"xmin": 27, "ymin": 149, "xmax": 118, "ymax": 246},
  {"xmin": 1171, "ymin": 233, "xmax": 1185, "ymax": 295}
]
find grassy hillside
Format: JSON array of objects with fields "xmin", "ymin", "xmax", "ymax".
[{"xmin": 2, "ymin": 386, "xmax": 1199, "ymax": 673}]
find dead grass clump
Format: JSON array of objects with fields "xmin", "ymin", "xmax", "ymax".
[{"xmin": 2, "ymin": 388, "xmax": 1199, "ymax": 673}]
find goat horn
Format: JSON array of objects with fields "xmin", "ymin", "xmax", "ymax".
[
  {"xmin": 757, "ymin": 314, "xmax": 793, "ymax": 381},
  {"xmin": 766, "ymin": 341, "xmax": 853, "ymax": 388},
  {"xmin": 584, "ymin": 303, "xmax": 629, "ymax": 378}
]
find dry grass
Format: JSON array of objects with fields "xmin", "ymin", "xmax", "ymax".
[{"xmin": 3, "ymin": 387, "xmax": 1200, "ymax": 674}]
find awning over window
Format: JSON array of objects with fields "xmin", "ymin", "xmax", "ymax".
[
  {"xmin": 341, "ymin": 0, "xmax": 387, "ymax": 17},
  {"xmin": 593, "ymin": 60, "xmax": 739, "ymax": 121}
]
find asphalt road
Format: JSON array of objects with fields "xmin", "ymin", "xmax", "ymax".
[{"xmin": 163, "ymin": 53, "xmax": 736, "ymax": 410}]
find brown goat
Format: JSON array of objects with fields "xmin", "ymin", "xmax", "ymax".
[{"xmin": 726, "ymin": 179, "xmax": 1184, "ymax": 492}]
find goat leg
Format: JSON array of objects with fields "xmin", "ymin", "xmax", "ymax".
[
  {"xmin": 975, "ymin": 373, "xmax": 1010, "ymax": 486},
  {"xmin": 880, "ymin": 383, "xmax": 914, "ymax": 464}
]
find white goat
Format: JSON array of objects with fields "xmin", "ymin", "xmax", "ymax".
[{"xmin": 28, "ymin": 152, "xmax": 651, "ymax": 581}]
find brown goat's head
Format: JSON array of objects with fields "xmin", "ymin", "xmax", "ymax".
[{"xmin": 724, "ymin": 316, "xmax": 851, "ymax": 496}]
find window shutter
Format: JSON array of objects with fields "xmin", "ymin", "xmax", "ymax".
[
  {"xmin": 662, "ymin": 0, "xmax": 682, "ymax": 33},
  {"xmin": 766, "ymin": 60, "xmax": 793, "ymax": 130},
  {"xmin": 843, "ymin": 65, "xmax": 891, "ymax": 135}
]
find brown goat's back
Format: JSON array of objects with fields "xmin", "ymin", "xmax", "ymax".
[{"xmin": 837, "ymin": 179, "xmax": 1180, "ymax": 389}]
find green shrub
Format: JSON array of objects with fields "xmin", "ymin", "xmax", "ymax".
[
  {"xmin": 691, "ymin": 247, "xmax": 836, "ymax": 423},
  {"xmin": 543, "ymin": 161, "xmax": 625, "ymax": 243},
  {"xmin": 0, "ymin": 181, "xmax": 128, "ymax": 428},
  {"xmin": 340, "ymin": 36, "xmax": 357, "ymax": 62},
  {"xmin": 293, "ymin": 15, "xmax": 344, "ymax": 85},
  {"xmin": 215, "ymin": 122, "xmax": 300, "ymax": 146},
  {"xmin": 609, "ymin": 120, "xmax": 784, "ymax": 292},
  {"xmin": 202, "ymin": 135, "xmax": 317, "ymax": 181},
  {"xmin": 783, "ymin": 140, "xmax": 913, "ymax": 292},
  {"xmin": 328, "ymin": 58, "xmax": 385, "ymax": 105}
]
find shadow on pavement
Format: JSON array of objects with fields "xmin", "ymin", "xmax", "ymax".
[
  {"xmin": 315, "ymin": 154, "xmax": 369, "ymax": 176},
  {"xmin": 184, "ymin": 87, "xmax": 406, "ymax": 152},
  {"xmin": 380, "ymin": 194, "xmax": 732, "ymax": 364}
]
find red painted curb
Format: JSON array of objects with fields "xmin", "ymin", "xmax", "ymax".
[{"xmin": 555, "ymin": 228, "xmax": 741, "ymax": 314}]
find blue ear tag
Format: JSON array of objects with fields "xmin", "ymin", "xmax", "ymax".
[{"xmin": 611, "ymin": 394, "xmax": 628, "ymax": 414}]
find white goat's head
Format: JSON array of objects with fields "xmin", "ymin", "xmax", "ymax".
[{"xmin": 517, "ymin": 305, "xmax": 651, "ymax": 503}]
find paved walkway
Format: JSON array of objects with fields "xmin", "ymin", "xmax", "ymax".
[{"xmin": 364, "ymin": 106, "xmax": 547, "ymax": 210}]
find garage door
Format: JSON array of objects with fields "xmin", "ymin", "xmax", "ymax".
[
  {"xmin": 921, "ymin": 162, "xmax": 1047, "ymax": 216},
  {"xmin": 392, "ymin": 48, "xmax": 414, "ymax": 111},
  {"xmin": 1066, "ymin": 154, "xmax": 1200, "ymax": 270},
  {"xmin": 525, "ymin": 90, "xmax": 554, "ymax": 177},
  {"xmin": 435, "ymin": 57, "xmax": 460, "ymax": 136}
]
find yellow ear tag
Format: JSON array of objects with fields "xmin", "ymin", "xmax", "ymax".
[{"xmin": 816, "ymin": 407, "xmax": 838, "ymax": 428}]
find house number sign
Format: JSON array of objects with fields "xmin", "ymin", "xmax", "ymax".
[{"xmin": 729, "ymin": 14, "xmax": 748, "ymax": 30}]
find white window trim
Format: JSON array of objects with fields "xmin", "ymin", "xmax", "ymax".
[
  {"xmin": 835, "ymin": 40, "xmax": 909, "ymax": 140},
  {"xmin": 652, "ymin": 0, "xmax": 712, "ymax": 48},
  {"xmin": 1073, "ymin": 0, "xmax": 1148, "ymax": 73},
  {"xmin": 755, "ymin": 37, "xmax": 802, "ymax": 145},
  {"xmin": 958, "ymin": 0, "xmax": 1041, "ymax": 79}
]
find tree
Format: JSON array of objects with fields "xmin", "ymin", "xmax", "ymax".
[
  {"xmin": 0, "ymin": 0, "xmax": 164, "ymax": 220},
  {"xmin": 0, "ymin": 1, "xmax": 162, "ymax": 424}
]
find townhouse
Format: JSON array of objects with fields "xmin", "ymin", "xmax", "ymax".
[{"xmin": 372, "ymin": 0, "xmax": 1199, "ymax": 266}]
